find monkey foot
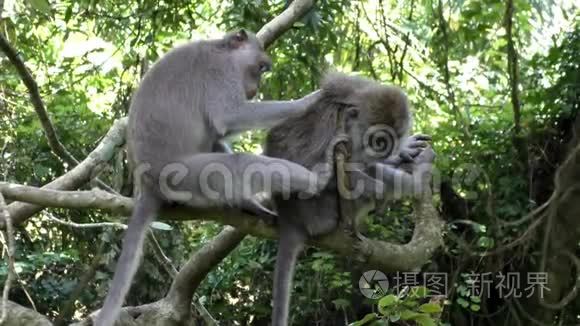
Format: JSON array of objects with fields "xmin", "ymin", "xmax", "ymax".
[{"xmin": 240, "ymin": 198, "xmax": 278, "ymax": 222}]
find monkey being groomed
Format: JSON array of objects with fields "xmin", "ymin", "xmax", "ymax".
[
  {"xmin": 265, "ymin": 72, "xmax": 436, "ymax": 326},
  {"xmin": 96, "ymin": 29, "xmax": 333, "ymax": 326}
]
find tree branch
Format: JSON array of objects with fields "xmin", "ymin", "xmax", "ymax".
[
  {"xmin": 504, "ymin": 0, "xmax": 529, "ymax": 175},
  {"xmin": 165, "ymin": 226, "xmax": 246, "ymax": 317},
  {"xmin": 2, "ymin": 118, "xmax": 127, "ymax": 227},
  {"xmin": 0, "ymin": 301, "xmax": 52, "ymax": 326},
  {"xmin": 0, "ymin": 182, "xmax": 442, "ymax": 272},
  {"xmin": 257, "ymin": 0, "xmax": 315, "ymax": 48}
]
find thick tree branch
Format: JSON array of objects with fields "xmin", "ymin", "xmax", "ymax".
[
  {"xmin": 165, "ymin": 226, "xmax": 246, "ymax": 317},
  {"xmin": 0, "ymin": 182, "xmax": 442, "ymax": 272},
  {"xmin": 2, "ymin": 118, "xmax": 127, "ymax": 227},
  {"xmin": 0, "ymin": 301, "xmax": 52, "ymax": 326},
  {"xmin": 257, "ymin": 0, "xmax": 315, "ymax": 48}
]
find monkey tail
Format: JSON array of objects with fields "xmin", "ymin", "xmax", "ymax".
[
  {"xmin": 272, "ymin": 227, "xmax": 306, "ymax": 326},
  {"xmin": 94, "ymin": 193, "xmax": 161, "ymax": 326}
]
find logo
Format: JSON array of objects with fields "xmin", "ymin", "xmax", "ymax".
[{"xmin": 359, "ymin": 270, "xmax": 389, "ymax": 299}]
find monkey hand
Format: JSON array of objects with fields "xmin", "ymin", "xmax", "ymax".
[
  {"xmin": 297, "ymin": 89, "xmax": 322, "ymax": 113},
  {"xmin": 399, "ymin": 134, "xmax": 432, "ymax": 163},
  {"xmin": 409, "ymin": 146, "xmax": 436, "ymax": 196},
  {"xmin": 412, "ymin": 145, "xmax": 436, "ymax": 166}
]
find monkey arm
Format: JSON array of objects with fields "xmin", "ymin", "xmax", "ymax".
[
  {"xmin": 367, "ymin": 163, "xmax": 422, "ymax": 200},
  {"xmin": 385, "ymin": 133, "xmax": 432, "ymax": 165},
  {"xmin": 346, "ymin": 147, "xmax": 435, "ymax": 201},
  {"xmin": 222, "ymin": 90, "xmax": 321, "ymax": 135}
]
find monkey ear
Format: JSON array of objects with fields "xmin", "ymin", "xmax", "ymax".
[{"xmin": 228, "ymin": 29, "xmax": 248, "ymax": 49}]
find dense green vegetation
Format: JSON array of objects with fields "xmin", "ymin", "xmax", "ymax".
[{"xmin": 0, "ymin": 0, "xmax": 579, "ymax": 325}]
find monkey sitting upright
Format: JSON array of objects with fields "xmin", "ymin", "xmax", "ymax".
[
  {"xmin": 265, "ymin": 72, "xmax": 435, "ymax": 326},
  {"xmin": 96, "ymin": 30, "xmax": 329, "ymax": 326}
]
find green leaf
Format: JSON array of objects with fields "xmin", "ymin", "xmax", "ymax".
[
  {"xmin": 419, "ymin": 303, "xmax": 443, "ymax": 313},
  {"xmin": 150, "ymin": 221, "xmax": 173, "ymax": 231},
  {"xmin": 378, "ymin": 294, "xmax": 399, "ymax": 308},
  {"xmin": 477, "ymin": 236, "xmax": 494, "ymax": 248},
  {"xmin": 414, "ymin": 314, "xmax": 437, "ymax": 326},
  {"xmin": 400, "ymin": 309, "xmax": 421, "ymax": 320},
  {"xmin": 457, "ymin": 297, "xmax": 469, "ymax": 308},
  {"xmin": 470, "ymin": 304, "xmax": 481, "ymax": 312},
  {"xmin": 349, "ymin": 313, "xmax": 378, "ymax": 326},
  {"xmin": 403, "ymin": 299, "xmax": 419, "ymax": 307},
  {"xmin": 389, "ymin": 313, "xmax": 401, "ymax": 322},
  {"xmin": 409, "ymin": 286, "xmax": 429, "ymax": 298},
  {"xmin": 27, "ymin": 0, "xmax": 51, "ymax": 13}
]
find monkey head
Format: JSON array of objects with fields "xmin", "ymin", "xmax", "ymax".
[
  {"xmin": 266, "ymin": 72, "xmax": 413, "ymax": 172},
  {"xmin": 224, "ymin": 29, "xmax": 272, "ymax": 99},
  {"xmin": 322, "ymin": 73, "xmax": 412, "ymax": 166}
]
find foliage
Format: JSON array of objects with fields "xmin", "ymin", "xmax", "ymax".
[
  {"xmin": 350, "ymin": 287, "xmax": 444, "ymax": 326},
  {"xmin": 0, "ymin": 0, "xmax": 579, "ymax": 324}
]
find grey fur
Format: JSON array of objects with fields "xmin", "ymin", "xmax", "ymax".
[
  {"xmin": 95, "ymin": 29, "xmax": 326, "ymax": 326},
  {"xmin": 265, "ymin": 72, "xmax": 435, "ymax": 326}
]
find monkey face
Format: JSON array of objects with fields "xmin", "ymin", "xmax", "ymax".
[
  {"xmin": 223, "ymin": 29, "xmax": 272, "ymax": 99},
  {"xmin": 342, "ymin": 103, "xmax": 408, "ymax": 168},
  {"xmin": 243, "ymin": 53, "xmax": 271, "ymax": 99}
]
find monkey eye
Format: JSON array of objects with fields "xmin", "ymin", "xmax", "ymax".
[{"xmin": 259, "ymin": 62, "xmax": 271, "ymax": 73}]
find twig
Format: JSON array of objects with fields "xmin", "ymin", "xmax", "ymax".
[
  {"xmin": 0, "ymin": 141, "xmax": 7, "ymax": 181},
  {"xmin": 45, "ymin": 213, "xmax": 127, "ymax": 229},
  {"xmin": 0, "ymin": 192, "xmax": 15, "ymax": 324},
  {"xmin": 147, "ymin": 232, "xmax": 177, "ymax": 275}
]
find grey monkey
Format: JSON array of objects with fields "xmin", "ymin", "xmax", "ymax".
[
  {"xmin": 96, "ymin": 29, "xmax": 326, "ymax": 326},
  {"xmin": 265, "ymin": 72, "xmax": 435, "ymax": 326}
]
